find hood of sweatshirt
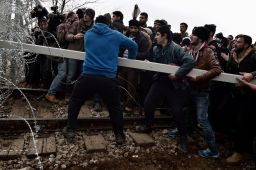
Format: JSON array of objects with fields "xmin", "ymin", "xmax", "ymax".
[{"xmin": 91, "ymin": 23, "xmax": 110, "ymax": 35}]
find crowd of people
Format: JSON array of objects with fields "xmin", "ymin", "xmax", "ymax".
[{"xmin": 18, "ymin": 7, "xmax": 256, "ymax": 165}]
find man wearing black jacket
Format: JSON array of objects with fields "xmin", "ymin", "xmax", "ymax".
[{"xmin": 225, "ymin": 34, "xmax": 256, "ymax": 164}]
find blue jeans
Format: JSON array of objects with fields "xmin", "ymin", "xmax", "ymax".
[
  {"xmin": 47, "ymin": 61, "xmax": 67, "ymax": 95},
  {"xmin": 66, "ymin": 58, "xmax": 83, "ymax": 96},
  {"xmin": 190, "ymin": 90, "xmax": 218, "ymax": 153}
]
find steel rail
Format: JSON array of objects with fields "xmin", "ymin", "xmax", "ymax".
[{"xmin": 0, "ymin": 116, "xmax": 173, "ymax": 133}]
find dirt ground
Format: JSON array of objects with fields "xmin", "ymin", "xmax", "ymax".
[
  {"xmin": 60, "ymin": 129, "xmax": 255, "ymax": 170},
  {"xmin": 71, "ymin": 151, "xmax": 255, "ymax": 170}
]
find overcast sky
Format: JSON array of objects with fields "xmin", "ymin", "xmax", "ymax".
[{"xmin": 43, "ymin": 0, "xmax": 255, "ymax": 41}]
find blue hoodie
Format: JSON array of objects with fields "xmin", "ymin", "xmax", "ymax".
[{"xmin": 83, "ymin": 23, "xmax": 138, "ymax": 78}]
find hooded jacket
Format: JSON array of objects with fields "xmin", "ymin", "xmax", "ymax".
[{"xmin": 83, "ymin": 23, "xmax": 138, "ymax": 78}]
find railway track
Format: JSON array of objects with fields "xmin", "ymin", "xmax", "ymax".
[
  {"xmin": 0, "ymin": 88, "xmax": 174, "ymax": 162},
  {"xmin": 0, "ymin": 87, "xmax": 174, "ymax": 133},
  {"xmin": 0, "ymin": 116, "xmax": 173, "ymax": 133},
  {"xmin": 0, "ymin": 90, "xmax": 254, "ymax": 170}
]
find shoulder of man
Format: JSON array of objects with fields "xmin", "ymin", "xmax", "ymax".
[
  {"xmin": 203, "ymin": 46, "xmax": 213, "ymax": 51},
  {"xmin": 249, "ymin": 47, "xmax": 256, "ymax": 56},
  {"xmin": 71, "ymin": 20, "xmax": 80, "ymax": 26},
  {"xmin": 170, "ymin": 41, "xmax": 183, "ymax": 51},
  {"xmin": 57, "ymin": 23, "xmax": 64, "ymax": 29},
  {"xmin": 68, "ymin": 21, "xmax": 79, "ymax": 32},
  {"xmin": 103, "ymin": 26, "xmax": 122, "ymax": 37},
  {"xmin": 153, "ymin": 45, "xmax": 161, "ymax": 52},
  {"xmin": 201, "ymin": 46, "xmax": 214, "ymax": 55}
]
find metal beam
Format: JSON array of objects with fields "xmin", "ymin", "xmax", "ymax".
[{"xmin": 1, "ymin": 40, "xmax": 255, "ymax": 84}]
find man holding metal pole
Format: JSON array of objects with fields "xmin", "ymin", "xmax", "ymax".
[{"xmin": 63, "ymin": 15, "xmax": 138, "ymax": 145}]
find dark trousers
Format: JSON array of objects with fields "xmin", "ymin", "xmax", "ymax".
[
  {"xmin": 209, "ymin": 82, "xmax": 234, "ymax": 133},
  {"xmin": 25, "ymin": 54, "xmax": 40, "ymax": 85},
  {"xmin": 138, "ymin": 71, "xmax": 154, "ymax": 106},
  {"xmin": 39, "ymin": 55, "xmax": 53, "ymax": 88},
  {"xmin": 67, "ymin": 74, "xmax": 124, "ymax": 135},
  {"xmin": 144, "ymin": 79, "xmax": 188, "ymax": 136},
  {"xmin": 232, "ymin": 92, "xmax": 256, "ymax": 154}
]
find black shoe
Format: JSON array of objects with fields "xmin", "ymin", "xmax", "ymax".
[
  {"xmin": 135, "ymin": 125, "xmax": 152, "ymax": 133},
  {"xmin": 62, "ymin": 126, "xmax": 75, "ymax": 143},
  {"xmin": 93, "ymin": 103, "xmax": 102, "ymax": 112},
  {"xmin": 179, "ymin": 136, "xmax": 188, "ymax": 153},
  {"xmin": 116, "ymin": 133, "xmax": 126, "ymax": 145}
]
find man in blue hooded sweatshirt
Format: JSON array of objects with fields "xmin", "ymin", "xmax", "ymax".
[{"xmin": 63, "ymin": 15, "xmax": 138, "ymax": 145}]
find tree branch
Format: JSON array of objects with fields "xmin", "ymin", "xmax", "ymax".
[
  {"xmin": 71, "ymin": 0, "xmax": 98, "ymax": 11},
  {"xmin": 60, "ymin": 0, "xmax": 66, "ymax": 14}
]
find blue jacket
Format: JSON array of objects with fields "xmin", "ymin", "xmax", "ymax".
[{"xmin": 83, "ymin": 23, "xmax": 138, "ymax": 78}]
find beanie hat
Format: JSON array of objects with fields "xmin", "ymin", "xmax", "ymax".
[
  {"xmin": 85, "ymin": 8, "xmax": 95, "ymax": 19},
  {"xmin": 181, "ymin": 37, "xmax": 191, "ymax": 46},
  {"xmin": 192, "ymin": 26, "xmax": 210, "ymax": 42},
  {"xmin": 129, "ymin": 19, "xmax": 140, "ymax": 28}
]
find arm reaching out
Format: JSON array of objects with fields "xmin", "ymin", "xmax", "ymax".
[{"xmin": 236, "ymin": 77, "xmax": 256, "ymax": 91}]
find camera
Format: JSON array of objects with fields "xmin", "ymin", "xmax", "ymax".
[
  {"xmin": 48, "ymin": 10, "xmax": 65, "ymax": 35},
  {"xmin": 30, "ymin": 5, "xmax": 49, "ymax": 22},
  {"xmin": 50, "ymin": 6, "xmax": 58, "ymax": 14},
  {"xmin": 31, "ymin": 5, "xmax": 65, "ymax": 36}
]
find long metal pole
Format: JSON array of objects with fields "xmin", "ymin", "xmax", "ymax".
[{"xmin": 1, "ymin": 40, "xmax": 255, "ymax": 84}]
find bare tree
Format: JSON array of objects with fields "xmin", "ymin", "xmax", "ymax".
[{"xmin": 45, "ymin": 0, "xmax": 98, "ymax": 14}]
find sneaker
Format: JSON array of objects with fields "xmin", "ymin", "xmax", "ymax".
[
  {"xmin": 93, "ymin": 103, "xmax": 102, "ymax": 112},
  {"xmin": 115, "ymin": 133, "xmax": 126, "ymax": 145},
  {"xmin": 168, "ymin": 128, "xmax": 179, "ymax": 137},
  {"xmin": 198, "ymin": 148, "xmax": 219, "ymax": 158},
  {"xmin": 45, "ymin": 94, "xmax": 59, "ymax": 103},
  {"xmin": 135, "ymin": 125, "xmax": 152, "ymax": 133},
  {"xmin": 62, "ymin": 126, "xmax": 75, "ymax": 143},
  {"xmin": 178, "ymin": 136, "xmax": 188, "ymax": 153}
]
